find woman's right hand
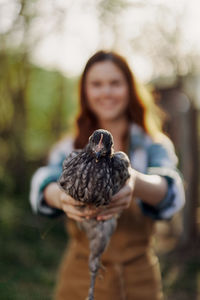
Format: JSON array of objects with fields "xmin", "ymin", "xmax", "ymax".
[
  {"xmin": 43, "ymin": 182, "xmax": 100, "ymax": 222},
  {"xmin": 59, "ymin": 191, "xmax": 100, "ymax": 222}
]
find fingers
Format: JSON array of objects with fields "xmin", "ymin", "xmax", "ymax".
[
  {"xmin": 62, "ymin": 204, "xmax": 87, "ymax": 222},
  {"xmin": 59, "ymin": 184, "xmax": 133, "ymax": 223},
  {"xmin": 67, "ymin": 213, "xmax": 85, "ymax": 222},
  {"xmin": 96, "ymin": 195, "xmax": 131, "ymax": 221},
  {"xmin": 110, "ymin": 174, "xmax": 135, "ymax": 205},
  {"xmin": 97, "ymin": 209, "xmax": 119, "ymax": 220},
  {"xmin": 60, "ymin": 192, "xmax": 85, "ymax": 207},
  {"xmin": 108, "ymin": 195, "xmax": 131, "ymax": 209},
  {"xmin": 111, "ymin": 185, "xmax": 132, "ymax": 202},
  {"xmin": 59, "ymin": 192, "xmax": 102, "ymax": 221},
  {"xmin": 97, "ymin": 214, "xmax": 113, "ymax": 221}
]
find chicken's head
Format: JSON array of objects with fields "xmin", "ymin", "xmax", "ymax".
[{"xmin": 88, "ymin": 129, "xmax": 114, "ymax": 161}]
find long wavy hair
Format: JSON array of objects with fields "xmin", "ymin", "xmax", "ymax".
[{"xmin": 74, "ymin": 50, "xmax": 165, "ymax": 149}]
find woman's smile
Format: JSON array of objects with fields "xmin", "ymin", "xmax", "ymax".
[
  {"xmin": 96, "ymin": 98, "xmax": 121, "ymax": 109},
  {"xmin": 85, "ymin": 61, "xmax": 129, "ymax": 121}
]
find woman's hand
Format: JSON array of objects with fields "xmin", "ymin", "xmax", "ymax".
[
  {"xmin": 44, "ymin": 182, "xmax": 100, "ymax": 222},
  {"xmin": 59, "ymin": 191, "xmax": 101, "ymax": 222},
  {"xmin": 96, "ymin": 168, "xmax": 136, "ymax": 221},
  {"xmin": 59, "ymin": 167, "xmax": 135, "ymax": 222}
]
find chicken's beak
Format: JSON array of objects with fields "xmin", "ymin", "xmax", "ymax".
[{"xmin": 95, "ymin": 151, "xmax": 101, "ymax": 162}]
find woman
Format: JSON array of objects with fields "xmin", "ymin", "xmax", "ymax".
[{"xmin": 30, "ymin": 51, "xmax": 185, "ymax": 300}]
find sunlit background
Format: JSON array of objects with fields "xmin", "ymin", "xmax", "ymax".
[
  {"xmin": 1, "ymin": 0, "xmax": 200, "ymax": 81},
  {"xmin": 0, "ymin": 1, "xmax": 200, "ymax": 299}
]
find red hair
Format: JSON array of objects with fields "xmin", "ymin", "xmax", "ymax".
[{"xmin": 74, "ymin": 50, "xmax": 164, "ymax": 149}]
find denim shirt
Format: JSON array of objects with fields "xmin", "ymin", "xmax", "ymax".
[{"xmin": 30, "ymin": 124, "xmax": 185, "ymax": 220}]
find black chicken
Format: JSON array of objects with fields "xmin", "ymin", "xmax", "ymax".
[{"xmin": 59, "ymin": 129, "xmax": 131, "ymax": 300}]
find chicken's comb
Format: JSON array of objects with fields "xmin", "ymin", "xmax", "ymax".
[{"xmin": 98, "ymin": 133, "xmax": 103, "ymax": 147}]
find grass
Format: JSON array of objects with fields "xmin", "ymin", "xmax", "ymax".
[{"xmin": 0, "ymin": 195, "xmax": 67, "ymax": 300}]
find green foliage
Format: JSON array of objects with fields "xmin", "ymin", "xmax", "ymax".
[
  {"xmin": 26, "ymin": 65, "xmax": 78, "ymax": 161},
  {"xmin": 0, "ymin": 48, "xmax": 77, "ymax": 298},
  {"xmin": 0, "ymin": 51, "xmax": 78, "ymax": 194},
  {"xmin": 0, "ymin": 195, "xmax": 67, "ymax": 300},
  {"xmin": 0, "ymin": 50, "xmax": 75, "ymax": 298}
]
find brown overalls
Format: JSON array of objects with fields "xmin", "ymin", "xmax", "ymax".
[{"xmin": 55, "ymin": 199, "xmax": 164, "ymax": 300}]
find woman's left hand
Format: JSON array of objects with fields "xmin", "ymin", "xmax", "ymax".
[{"xmin": 96, "ymin": 168, "xmax": 136, "ymax": 221}]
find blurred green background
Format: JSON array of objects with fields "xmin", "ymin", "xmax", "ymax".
[
  {"xmin": 0, "ymin": 56, "xmax": 77, "ymax": 299},
  {"xmin": 0, "ymin": 1, "xmax": 199, "ymax": 299}
]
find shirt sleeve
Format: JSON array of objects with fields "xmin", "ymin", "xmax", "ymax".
[
  {"xmin": 138, "ymin": 141, "xmax": 185, "ymax": 220},
  {"xmin": 29, "ymin": 138, "xmax": 73, "ymax": 217}
]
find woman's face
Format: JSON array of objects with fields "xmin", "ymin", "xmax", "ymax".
[{"xmin": 85, "ymin": 61, "xmax": 129, "ymax": 122}]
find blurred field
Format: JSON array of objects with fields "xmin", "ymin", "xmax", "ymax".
[{"xmin": 0, "ymin": 194, "xmax": 67, "ymax": 300}]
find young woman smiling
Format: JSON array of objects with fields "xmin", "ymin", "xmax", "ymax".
[{"xmin": 30, "ymin": 51, "xmax": 185, "ymax": 300}]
